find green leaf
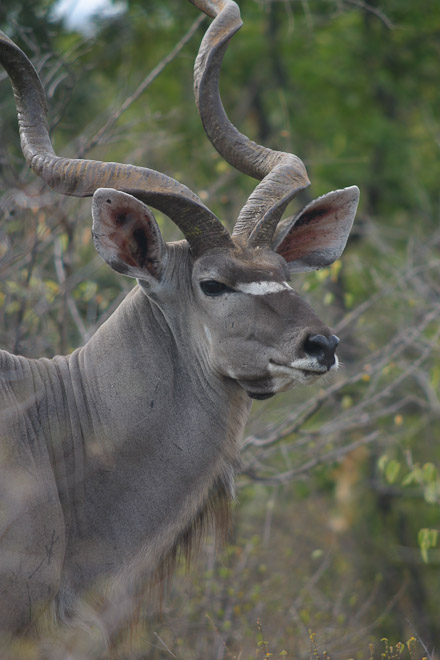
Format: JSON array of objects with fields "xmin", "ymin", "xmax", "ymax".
[
  {"xmin": 418, "ymin": 528, "xmax": 438, "ymax": 563},
  {"xmin": 402, "ymin": 469, "xmax": 420, "ymax": 486},
  {"xmin": 377, "ymin": 454, "xmax": 389, "ymax": 472},
  {"xmin": 385, "ymin": 459, "xmax": 400, "ymax": 484},
  {"xmin": 422, "ymin": 463, "xmax": 437, "ymax": 483}
]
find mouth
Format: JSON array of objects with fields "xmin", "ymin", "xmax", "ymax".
[
  {"xmin": 268, "ymin": 358, "xmax": 336, "ymax": 386},
  {"xmin": 298, "ymin": 366, "xmax": 327, "ymax": 374},
  {"xmin": 269, "ymin": 357, "xmax": 337, "ymax": 377},
  {"xmin": 236, "ymin": 357, "xmax": 337, "ymax": 400},
  {"xmin": 297, "ymin": 368, "xmax": 328, "ymax": 377}
]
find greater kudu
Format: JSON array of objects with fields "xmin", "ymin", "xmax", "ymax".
[{"xmin": 0, "ymin": 0, "xmax": 359, "ymax": 657}]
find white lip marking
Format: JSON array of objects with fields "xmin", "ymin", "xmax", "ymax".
[
  {"xmin": 236, "ymin": 281, "xmax": 292, "ymax": 295},
  {"xmin": 289, "ymin": 357, "xmax": 327, "ymax": 372},
  {"xmin": 330, "ymin": 355, "xmax": 339, "ymax": 371},
  {"xmin": 269, "ymin": 357, "xmax": 329, "ymax": 379}
]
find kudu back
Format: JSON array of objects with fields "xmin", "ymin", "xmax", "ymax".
[{"xmin": 0, "ymin": 0, "xmax": 359, "ymax": 656}]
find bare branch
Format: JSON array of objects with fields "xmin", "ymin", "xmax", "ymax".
[
  {"xmin": 240, "ymin": 430, "xmax": 380, "ymax": 485},
  {"xmin": 343, "ymin": 0, "xmax": 394, "ymax": 30},
  {"xmin": 77, "ymin": 14, "xmax": 206, "ymax": 158},
  {"xmin": 54, "ymin": 236, "xmax": 88, "ymax": 342}
]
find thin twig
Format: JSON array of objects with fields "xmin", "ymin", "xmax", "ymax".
[
  {"xmin": 153, "ymin": 632, "xmax": 180, "ymax": 659},
  {"xmin": 54, "ymin": 237, "xmax": 88, "ymax": 342},
  {"xmin": 241, "ymin": 430, "xmax": 380, "ymax": 485},
  {"xmin": 77, "ymin": 14, "xmax": 206, "ymax": 158},
  {"xmin": 343, "ymin": 0, "xmax": 394, "ymax": 30}
]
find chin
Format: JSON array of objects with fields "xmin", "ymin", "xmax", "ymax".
[
  {"xmin": 236, "ymin": 376, "xmax": 275, "ymax": 401},
  {"xmin": 246, "ymin": 390, "xmax": 276, "ymax": 400},
  {"xmin": 236, "ymin": 368, "xmax": 325, "ymax": 401},
  {"xmin": 295, "ymin": 372, "xmax": 322, "ymax": 386},
  {"xmin": 238, "ymin": 375, "xmax": 294, "ymax": 400}
]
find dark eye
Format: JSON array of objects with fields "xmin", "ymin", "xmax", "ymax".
[{"xmin": 200, "ymin": 280, "xmax": 233, "ymax": 296}]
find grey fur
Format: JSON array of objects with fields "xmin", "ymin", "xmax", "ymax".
[{"xmin": 0, "ymin": 2, "xmax": 359, "ymax": 657}]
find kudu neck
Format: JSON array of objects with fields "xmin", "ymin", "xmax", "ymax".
[{"xmin": 76, "ymin": 269, "xmax": 249, "ymax": 449}]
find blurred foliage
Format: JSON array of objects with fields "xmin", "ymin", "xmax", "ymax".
[{"xmin": 1, "ymin": 0, "xmax": 440, "ymax": 658}]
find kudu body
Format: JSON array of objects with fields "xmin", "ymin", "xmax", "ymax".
[{"xmin": 0, "ymin": 0, "xmax": 359, "ymax": 656}]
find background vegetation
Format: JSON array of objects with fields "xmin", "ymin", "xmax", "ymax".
[{"xmin": 1, "ymin": 0, "xmax": 439, "ymax": 658}]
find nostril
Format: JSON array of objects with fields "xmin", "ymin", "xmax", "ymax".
[
  {"xmin": 304, "ymin": 334, "xmax": 323, "ymax": 356},
  {"xmin": 304, "ymin": 333, "xmax": 339, "ymax": 368},
  {"xmin": 304, "ymin": 334, "xmax": 330, "ymax": 356}
]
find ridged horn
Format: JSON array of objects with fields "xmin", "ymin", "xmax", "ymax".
[
  {"xmin": 189, "ymin": 0, "xmax": 310, "ymax": 246},
  {"xmin": 0, "ymin": 30, "xmax": 233, "ymax": 256}
]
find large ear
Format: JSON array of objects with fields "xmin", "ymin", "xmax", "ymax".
[
  {"xmin": 273, "ymin": 186, "xmax": 359, "ymax": 272},
  {"xmin": 92, "ymin": 188, "xmax": 167, "ymax": 282}
]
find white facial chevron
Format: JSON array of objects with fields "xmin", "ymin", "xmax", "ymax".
[{"xmin": 236, "ymin": 281, "xmax": 292, "ymax": 295}]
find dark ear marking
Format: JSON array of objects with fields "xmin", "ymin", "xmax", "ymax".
[
  {"xmin": 293, "ymin": 206, "xmax": 330, "ymax": 228},
  {"xmin": 132, "ymin": 227, "xmax": 149, "ymax": 268},
  {"xmin": 92, "ymin": 188, "xmax": 166, "ymax": 282},
  {"xmin": 116, "ymin": 212, "xmax": 129, "ymax": 225}
]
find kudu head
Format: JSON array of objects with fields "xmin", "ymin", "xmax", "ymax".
[{"xmin": 0, "ymin": 0, "xmax": 359, "ymax": 401}]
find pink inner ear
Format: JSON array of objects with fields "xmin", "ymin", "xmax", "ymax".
[
  {"xmin": 278, "ymin": 208, "xmax": 342, "ymax": 264},
  {"xmin": 275, "ymin": 186, "xmax": 359, "ymax": 270}
]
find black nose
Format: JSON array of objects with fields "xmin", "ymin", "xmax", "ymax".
[{"xmin": 304, "ymin": 334, "xmax": 339, "ymax": 369}]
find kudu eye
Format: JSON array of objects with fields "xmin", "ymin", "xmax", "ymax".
[{"xmin": 200, "ymin": 280, "xmax": 233, "ymax": 296}]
